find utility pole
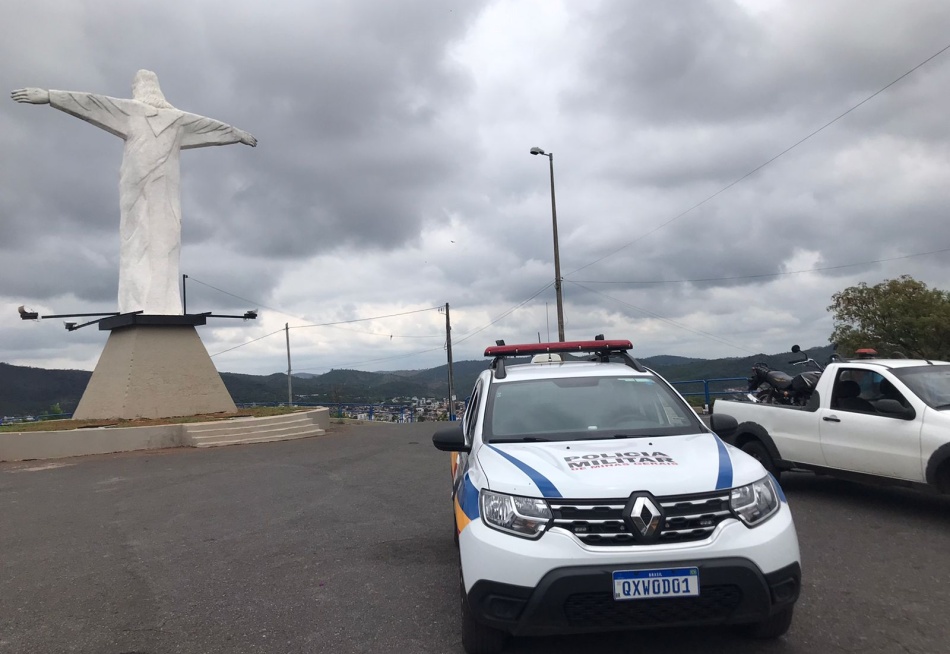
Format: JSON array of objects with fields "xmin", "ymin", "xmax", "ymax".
[
  {"xmin": 444, "ymin": 303, "xmax": 456, "ymax": 421},
  {"xmin": 285, "ymin": 322, "xmax": 293, "ymax": 406}
]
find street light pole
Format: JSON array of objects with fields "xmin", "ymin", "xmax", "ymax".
[
  {"xmin": 531, "ymin": 147, "xmax": 565, "ymax": 341},
  {"xmin": 182, "ymin": 274, "xmax": 188, "ymax": 315}
]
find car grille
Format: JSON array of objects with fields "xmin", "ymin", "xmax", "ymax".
[
  {"xmin": 549, "ymin": 491, "xmax": 733, "ymax": 546},
  {"xmin": 564, "ymin": 584, "xmax": 742, "ymax": 627}
]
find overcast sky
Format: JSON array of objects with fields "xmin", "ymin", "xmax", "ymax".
[{"xmin": 3, "ymin": 0, "xmax": 950, "ymax": 376}]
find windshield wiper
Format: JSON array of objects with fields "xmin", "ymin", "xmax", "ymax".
[
  {"xmin": 611, "ymin": 433, "xmax": 650, "ymax": 439},
  {"xmin": 490, "ymin": 436, "xmax": 554, "ymax": 443},
  {"xmin": 932, "ymin": 403, "xmax": 950, "ymax": 410}
]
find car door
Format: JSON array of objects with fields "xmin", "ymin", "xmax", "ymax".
[{"xmin": 818, "ymin": 368, "xmax": 924, "ymax": 481}]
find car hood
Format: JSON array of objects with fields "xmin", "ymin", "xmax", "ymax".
[{"xmin": 476, "ymin": 432, "xmax": 764, "ymax": 499}]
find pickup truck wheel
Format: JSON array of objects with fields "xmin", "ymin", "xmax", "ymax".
[
  {"xmin": 741, "ymin": 440, "xmax": 781, "ymax": 481},
  {"xmin": 460, "ymin": 573, "xmax": 508, "ymax": 654},
  {"xmin": 741, "ymin": 605, "xmax": 794, "ymax": 639},
  {"xmin": 936, "ymin": 462, "xmax": 950, "ymax": 494}
]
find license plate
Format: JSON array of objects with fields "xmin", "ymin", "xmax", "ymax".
[{"xmin": 612, "ymin": 567, "xmax": 700, "ymax": 601}]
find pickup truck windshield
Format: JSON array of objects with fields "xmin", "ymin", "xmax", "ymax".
[
  {"xmin": 484, "ymin": 375, "xmax": 703, "ymax": 442},
  {"xmin": 892, "ymin": 365, "xmax": 950, "ymax": 409}
]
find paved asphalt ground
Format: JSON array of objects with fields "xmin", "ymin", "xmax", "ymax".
[{"xmin": 2, "ymin": 421, "xmax": 949, "ymax": 654}]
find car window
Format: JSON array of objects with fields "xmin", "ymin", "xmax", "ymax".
[
  {"xmin": 832, "ymin": 368, "xmax": 911, "ymax": 416},
  {"xmin": 892, "ymin": 366, "xmax": 950, "ymax": 409},
  {"xmin": 484, "ymin": 375, "xmax": 702, "ymax": 441},
  {"xmin": 463, "ymin": 382, "xmax": 482, "ymax": 445}
]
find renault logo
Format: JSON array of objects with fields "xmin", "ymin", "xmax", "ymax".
[{"xmin": 627, "ymin": 494, "xmax": 663, "ymax": 540}]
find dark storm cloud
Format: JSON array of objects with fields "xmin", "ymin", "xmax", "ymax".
[
  {"xmin": 549, "ymin": 0, "xmax": 950, "ymax": 305},
  {"xmin": 569, "ymin": 0, "xmax": 950, "ymax": 128},
  {"xmin": 5, "ymin": 1, "xmax": 950, "ymax": 373},
  {"xmin": 2, "ymin": 0, "xmax": 487, "ymax": 303}
]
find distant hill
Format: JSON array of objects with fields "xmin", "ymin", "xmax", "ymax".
[
  {"xmin": 640, "ymin": 355, "xmax": 703, "ymax": 367},
  {"xmin": 0, "ymin": 345, "xmax": 835, "ymax": 417},
  {"xmin": 0, "ymin": 363, "xmax": 91, "ymax": 416},
  {"xmin": 644, "ymin": 345, "xmax": 836, "ymax": 384}
]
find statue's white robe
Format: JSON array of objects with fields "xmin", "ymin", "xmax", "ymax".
[{"xmin": 49, "ymin": 90, "xmax": 244, "ymax": 315}]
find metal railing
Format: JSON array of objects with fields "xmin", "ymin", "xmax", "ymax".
[{"xmin": 670, "ymin": 377, "xmax": 748, "ymax": 411}]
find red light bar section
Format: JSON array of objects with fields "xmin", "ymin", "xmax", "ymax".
[{"xmin": 484, "ymin": 340, "xmax": 633, "ymax": 357}]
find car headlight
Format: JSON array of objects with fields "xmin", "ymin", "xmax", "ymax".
[
  {"xmin": 480, "ymin": 490, "xmax": 552, "ymax": 539},
  {"xmin": 730, "ymin": 475, "xmax": 780, "ymax": 527}
]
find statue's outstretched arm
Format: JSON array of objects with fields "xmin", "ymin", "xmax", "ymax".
[
  {"xmin": 14, "ymin": 88, "xmax": 131, "ymax": 139},
  {"xmin": 180, "ymin": 112, "xmax": 257, "ymax": 149},
  {"xmin": 11, "ymin": 88, "xmax": 50, "ymax": 104}
]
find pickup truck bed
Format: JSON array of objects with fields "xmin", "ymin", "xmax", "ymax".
[{"xmin": 712, "ymin": 359, "xmax": 950, "ymax": 494}]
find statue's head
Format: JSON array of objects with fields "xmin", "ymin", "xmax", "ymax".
[{"xmin": 132, "ymin": 70, "xmax": 175, "ymax": 109}]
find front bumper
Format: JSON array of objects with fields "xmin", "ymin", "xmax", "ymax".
[{"xmin": 466, "ymin": 558, "xmax": 801, "ymax": 637}]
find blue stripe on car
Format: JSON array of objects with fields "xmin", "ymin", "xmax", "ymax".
[
  {"xmin": 714, "ymin": 436, "xmax": 733, "ymax": 490},
  {"xmin": 459, "ymin": 473, "xmax": 480, "ymax": 519},
  {"xmin": 486, "ymin": 445, "xmax": 563, "ymax": 498}
]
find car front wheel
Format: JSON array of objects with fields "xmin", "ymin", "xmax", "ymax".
[
  {"xmin": 460, "ymin": 572, "xmax": 508, "ymax": 654},
  {"xmin": 741, "ymin": 605, "xmax": 794, "ymax": 639},
  {"xmin": 741, "ymin": 439, "xmax": 781, "ymax": 482}
]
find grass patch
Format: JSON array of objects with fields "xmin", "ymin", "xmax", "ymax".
[{"xmin": 0, "ymin": 406, "xmax": 309, "ymax": 433}]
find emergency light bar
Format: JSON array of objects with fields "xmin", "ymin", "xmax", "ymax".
[
  {"xmin": 485, "ymin": 339, "xmax": 644, "ymax": 379},
  {"xmin": 484, "ymin": 340, "xmax": 633, "ymax": 357}
]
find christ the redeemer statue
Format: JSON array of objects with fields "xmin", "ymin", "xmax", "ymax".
[{"xmin": 12, "ymin": 70, "xmax": 257, "ymax": 315}]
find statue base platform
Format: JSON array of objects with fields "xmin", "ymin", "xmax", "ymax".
[{"xmin": 73, "ymin": 317, "xmax": 237, "ymax": 420}]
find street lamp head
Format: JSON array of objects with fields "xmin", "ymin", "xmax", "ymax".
[{"xmin": 530, "ymin": 147, "xmax": 545, "ymax": 155}]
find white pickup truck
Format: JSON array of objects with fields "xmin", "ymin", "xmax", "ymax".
[{"xmin": 711, "ymin": 358, "xmax": 950, "ymax": 494}]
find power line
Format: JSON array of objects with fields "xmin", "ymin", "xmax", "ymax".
[
  {"xmin": 208, "ymin": 306, "xmax": 444, "ymax": 358},
  {"xmin": 316, "ymin": 323, "xmax": 442, "ymax": 339},
  {"xmin": 295, "ymin": 345, "xmax": 449, "ymax": 372},
  {"xmin": 209, "ymin": 328, "xmax": 286, "ymax": 357},
  {"xmin": 568, "ymin": 40, "xmax": 950, "ymax": 277},
  {"xmin": 186, "ymin": 276, "xmax": 290, "ymax": 317},
  {"xmin": 567, "ymin": 281, "xmax": 756, "ymax": 355},
  {"xmin": 290, "ymin": 306, "xmax": 444, "ymax": 329},
  {"xmin": 188, "ymin": 276, "xmax": 440, "ymax": 336},
  {"xmin": 453, "ymin": 281, "xmax": 556, "ymax": 346},
  {"xmin": 573, "ymin": 245, "xmax": 950, "ymax": 285}
]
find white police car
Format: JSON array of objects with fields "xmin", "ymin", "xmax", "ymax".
[{"xmin": 433, "ymin": 340, "xmax": 801, "ymax": 653}]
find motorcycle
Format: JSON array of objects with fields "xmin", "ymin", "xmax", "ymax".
[{"xmin": 748, "ymin": 345, "xmax": 823, "ymax": 406}]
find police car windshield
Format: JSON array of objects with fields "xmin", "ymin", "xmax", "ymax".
[{"xmin": 484, "ymin": 375, "xmax": 703, "ymax": 442}]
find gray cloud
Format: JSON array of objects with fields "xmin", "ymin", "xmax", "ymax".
[{"xmin": 4, "ymin": 0, "xmax": 950, "ymax": 376}]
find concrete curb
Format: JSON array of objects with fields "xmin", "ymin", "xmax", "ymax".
[{"xmin": 0, "ymin": 408, "xmax": 330, "ymax": 462}]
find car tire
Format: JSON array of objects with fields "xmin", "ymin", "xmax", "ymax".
[
  {"xmin": 741, "ymin": 439, "xmax": 782, "ymax": 482},
  {"xmin": 935, "ymin": 462, "xmax": 950, "ymax": 494},
  {"xmin": 741, "ymin": 605, "xmax": 794, "ymax": 639},
  {"xmin": 460, "ymin": 573, "xmax": 508, "ymax": 654}
]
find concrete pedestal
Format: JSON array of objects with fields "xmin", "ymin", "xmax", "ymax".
[{"xmin": 74, "ymin": 318, "xmax": 237, "ymax": 420}]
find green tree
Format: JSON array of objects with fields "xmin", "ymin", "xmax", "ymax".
[{"xmin": 828, "ymin": 275, "xmax": 950, "ymax": 359}]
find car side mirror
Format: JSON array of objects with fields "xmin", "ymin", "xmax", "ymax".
[
  {"xmin": 710, "ymin": 413, "xmax": 738, "ymax": 439},
  {"xmin": 432, "ymin": 424, "xmax": 469, "ymax": 452},
  {"xmin": 875, "ymin": 399, "xmax": 916, "ymax": 420}
]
